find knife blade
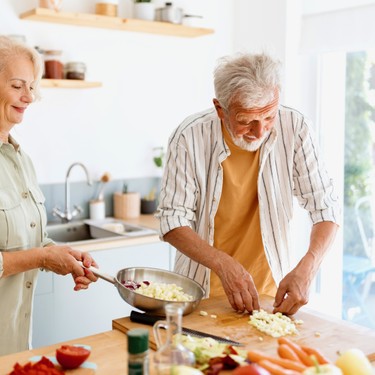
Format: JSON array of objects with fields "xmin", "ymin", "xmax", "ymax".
[{"xmin": 130, "ymin": 310, "xmax": 244, "ymax": 346}]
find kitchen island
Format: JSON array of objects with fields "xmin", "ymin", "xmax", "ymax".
[{"xmin": 2, "ymin": 295, "xmax": 375, "ymax": 374}]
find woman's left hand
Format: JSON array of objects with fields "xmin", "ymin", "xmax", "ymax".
[
  {"xmin": 70, "ymin": 251, "xmax": 99, "ymax": 291},
  {"xmin": 43, "ymin": 245, "xmax": 98, "ymax": 290}
]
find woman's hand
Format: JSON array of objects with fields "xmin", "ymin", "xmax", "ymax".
[{"xmin": 43, "ymin": 245, "xmax": 98, "ymax": 290}]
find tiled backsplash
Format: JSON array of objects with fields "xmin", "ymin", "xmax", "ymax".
[{"xmin": 41, "ymin": 177, "xmax": 161, "ymax": 224}]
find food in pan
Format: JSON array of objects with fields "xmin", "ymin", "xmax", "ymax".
[{"xmin": 123, "ymin": 279, "xmax": 194, "ymax": 302}]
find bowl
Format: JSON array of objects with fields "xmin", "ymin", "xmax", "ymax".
[{"xmin": 115, "ymin": 267, "xmax": 205, "ymax": 315}]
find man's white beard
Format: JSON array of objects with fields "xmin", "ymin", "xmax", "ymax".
[{"xmin": 226, "ymin": 124, "xmax": 270, "ymax": 152}]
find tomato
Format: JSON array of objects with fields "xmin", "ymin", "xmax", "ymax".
[
  {"xmin": 55, "ymin": 345, "xmax": 90, "ymax": 369},
  {"xmin": 232, "ymin": 364, "xmax": 271, "ymax": 375},
  {"xmin": 10, "ymin": 356, "xmax": 64, "ymax": 375}
]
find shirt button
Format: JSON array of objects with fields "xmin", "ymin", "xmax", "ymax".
[
  {"xmin": 30, "ymin": 222, "xmax": 36, "ymax": 228},
  {"xmin": 22, "ymin": 191, "xmax": 28, "ymax": 199},
  {"xmin": 26, "ymin": 281, "xmax": 32, "ymax": 289}
]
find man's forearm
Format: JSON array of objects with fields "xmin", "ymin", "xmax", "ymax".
[
  {"xmin": 298, "ymin": 221, "xmax": 339, "ymax": 275},
  {"xmin": 163, "ymin": 226, "xmax": 227, "ymax": 273}
]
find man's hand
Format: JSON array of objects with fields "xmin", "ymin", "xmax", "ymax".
[
  {"xmin": 272, "ymin": 267, "xmax": 310, "ymax": 315},
  {"xmin": 215, "ymin": 252, "xmax": 260, "ymax": 313},
  {"xmin": 274, "ymin": 221, "xmax": 339, "ymax": 315}
]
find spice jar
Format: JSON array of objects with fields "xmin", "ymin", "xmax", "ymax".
[
  {"xmin": 44, "ymin": 50, "xmax": 64, "ymax": 79},
  {"xmin": 65, "ymin": 62, "xmax": 86, "ymax": 80},
  {"xmin": 127, "ymin": 328, "xmax": 149, "ymax": 375}
]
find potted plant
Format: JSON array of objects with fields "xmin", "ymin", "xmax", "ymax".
[
  {"xmin": 133, "ymin": 0, "xmax": 155, "ymax": 21},
  {"xmin": 153, "ymin": 146, "xmax": 165, "ymax": 168},
  {"xmin": 140, "ymin": 146, "xmax": 165, "ymax": 214}
]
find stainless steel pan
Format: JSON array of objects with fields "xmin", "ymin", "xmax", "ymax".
[{"xmin": 85, "ymin": 265, "xmax": 205, "ymax": 315}]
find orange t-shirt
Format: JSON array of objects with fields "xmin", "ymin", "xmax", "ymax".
[{"xmin": 211, "ymin": 125, "xmax": 276, "ymax": 297}]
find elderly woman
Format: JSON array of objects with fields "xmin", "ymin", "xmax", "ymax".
[{"xmin": 0, "ymin": 36, "xmax": 98, "ymax": 355}]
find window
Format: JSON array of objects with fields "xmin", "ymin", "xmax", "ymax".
[
  {"xmin": 342, "ymin": 50, "xmax": 375, "ymax": 329},
  {"xmin": 312, "ymin": 50, "xmax": 375, "ymax": 329}
]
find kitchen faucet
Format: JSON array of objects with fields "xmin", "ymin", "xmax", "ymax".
[{"xmin": 53, "ymin": 162, "xmax": 92, "ymax": 223}]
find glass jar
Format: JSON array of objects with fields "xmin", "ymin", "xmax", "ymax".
[
  {"xmin": 65, "ymin": 62, "xmax": 86, "ymax": 80},
  {"xmin": 44, "ymin": 50, "xmax": 64, "ymax": 79},
  {"xmin": 153, "ymin": 304, "xmax": 195, "ymax": 375}
]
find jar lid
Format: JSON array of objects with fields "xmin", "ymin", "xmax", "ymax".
[
  {"xmin": 65, "ymin": 62, "xmax": 87, "ymax": 71},
  {"xmin": 44, "ymin": 50, "xmax": 62, "ymax": 55},
  {"xmin": 127, "ymin": 328, "xmax": 149, "ymax": 354}
]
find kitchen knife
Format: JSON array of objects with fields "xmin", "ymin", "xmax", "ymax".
[{"xmin": 130, "ymin": 310, "xmax": 244, "ymax": 346}]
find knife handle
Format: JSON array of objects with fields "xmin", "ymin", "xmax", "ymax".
[{"xmin": 130, "ymin": 310, "xmax": 165, "ymax": 326}]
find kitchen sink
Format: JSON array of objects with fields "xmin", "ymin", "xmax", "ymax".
[
  {"xmin": 46, "ymin": 221, "xmax": 121, "ymax": 244},
  {"xmin": 46, "ymin": 218, "xmax": 157, "ymax": 245}
]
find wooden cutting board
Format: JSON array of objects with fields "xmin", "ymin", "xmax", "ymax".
[{"xmin": 113, "ymin": 295, "xmax": 375, "ymax": 362}]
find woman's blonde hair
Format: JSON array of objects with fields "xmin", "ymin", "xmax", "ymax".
[{"xmin": 0, "ymin": 36, "xmax": 43, "ymax": 100}]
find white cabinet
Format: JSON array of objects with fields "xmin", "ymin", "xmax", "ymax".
[{"xmin": 32, "ymin": 242, "xmax": 175, "ymax": 348}]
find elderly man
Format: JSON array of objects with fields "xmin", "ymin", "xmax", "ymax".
[{"xmin": 156, "ymin": 52, "xmax": 340, "ymax": 315}]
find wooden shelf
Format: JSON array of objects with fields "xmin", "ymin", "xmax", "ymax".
[
  {"xmin": 20, "ymin": 8, "xmax": 214, "ymax": 38},
  {"xmin": 41, "ymin": 79, "xmax": 102, "ymax": 88}
]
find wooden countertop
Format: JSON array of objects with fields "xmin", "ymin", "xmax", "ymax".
[
  {"xmin": 0, "ymin": 330, "xmax": 126, "ymax": 375},
  {"xmin": 70, "ymin": 215, "xmax": 161, "ymax": 252},
  {"xmin": 113, "ymin": 295, "xmax": 375, "ymax": 363},
  {"xmin": 1, "ymin": 295, "xmax": 374, "ymax": 374}
]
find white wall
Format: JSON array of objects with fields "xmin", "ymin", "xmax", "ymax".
[
  {"xmin": 1, "ymin": 0, "xmax": 234, "ymax": 184},
  {"xmin": 2, "ymin": 0, "xmax": 321, "ymax": 185}
]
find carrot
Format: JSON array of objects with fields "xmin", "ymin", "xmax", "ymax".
[
  {"xmin": 278, "ymin": 344, "xmax": 304, "ymax": 364},
  {"xmin": 277, "ymin": 337, "xmax": 315, "ymax": 366},
  {"xmin": 301, "ymin": 345, "xmax": 331, "ymax": 365},
  {"xmin": 247, "ymin": 350, "xmax": 268, "ymax": 363},
  {"xmin": 247, "ymin": 350, "xmax": 306, "ymax": 372},
  {"xmin": 258, "ymin": 359, "xmax": 302, "ymax": 375},
  {"xmin": 267, "ymin": 357, "xmax": 306, "ymax": 372}
]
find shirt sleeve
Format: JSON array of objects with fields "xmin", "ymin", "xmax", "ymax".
[
  {"xmin": 156, "ymin": 136, "xmax": 199, "ymax": 238},
  {"xmin": 293, "ymin": 117, "xmax": 341, "ymax": 225}
]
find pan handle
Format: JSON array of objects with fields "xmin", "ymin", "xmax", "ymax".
[
  {"xmin": 130, "ymin": 310, "xmax": 165, "ymax": 325},
  {"xmin": 78, "ymin": 261, "xmax": 115, "ymax": 284}
]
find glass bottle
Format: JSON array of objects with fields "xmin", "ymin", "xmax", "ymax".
[{"xmin": 153, "ymin": 303, "xmax": 195, "ymax": 375}]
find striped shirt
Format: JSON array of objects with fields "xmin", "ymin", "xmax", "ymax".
[{"xmin": 156, "ymin": 106, "xmax": 340, "ymax": 294}]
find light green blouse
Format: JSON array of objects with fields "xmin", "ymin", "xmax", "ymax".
[{"xmin": 0, "ymin": 135, "xmax": 53, "ymax": 355}]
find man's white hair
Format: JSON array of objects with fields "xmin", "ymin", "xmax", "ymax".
[{"xmin": 214, "ymin": 52, "xmax": 281, "ymax": 110}]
